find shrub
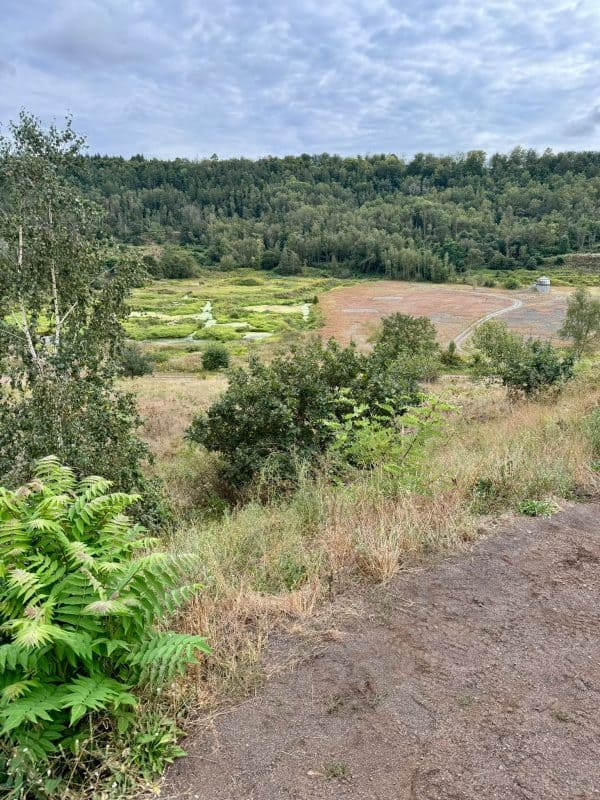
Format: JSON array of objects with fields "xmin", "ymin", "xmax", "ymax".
[
  {"xmin": 202, "ymin": 343, "xmax": 230, "ymax": 371},
  {"xmin": 502, "ymin": 276, "xmax": 520, "ymax": 289},
  {"xmin": 188, "ymin": 324, "xmax": 436, "ymax": 487},
  {"xmin": 160, "ymin": 248, "xmax": 198, "ymax": 279},
  {"xmin": 559, "ymin": 287, "xmax": 600, "ymax": 356},
  {"xmin": 0, "ymin": 458, "xmax": 209, "ymax": 796},
  {"xmin": 440, "ymin": 340, "xmax": 462, "ymax": 366},
  {"xmin": 120, "ymin": 343, "xmax": 154, "ymax": 378},
  {"xmin": 501, "ymin": 340, "xmax": 574, "ymax": 396},
  {"xmin": 371, "ymin": 313, "xmax": 440, "ymax": 366},
  {"xmin": 188, "ymin": 339, "xmax": 366, "ymax": 486},
  {"xmin": 275, "ymin": 247, "xmax": 303, "ymax": 275},
  {"xmin": 472, "ymin": 320, "xmax": 575, "ymax": 396}
]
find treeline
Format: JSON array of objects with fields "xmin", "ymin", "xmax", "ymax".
[{"xmin": 71, "ymin": 149, "xmax": 600, "ymax": 280}]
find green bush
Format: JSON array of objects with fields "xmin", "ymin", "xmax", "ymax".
[
  {"xmin": 472, "ymin": 320, "xmax": 574, "ymax": 396},
  {"xmin": 0, "ymin": 458, "xmax": 209, "ymax": 796},
  {"xmin": 188, "ymin": 320, "xmax": 437, "ymax": 488},
  {"xmin": 188, "ymin": 339, "xmax": 367, "ymax": 486},
  {"xmin": 202, "ymin": 343, "xmax": 230, "ymax": 371},
  {"xmin": 160, "ymin": 248, "xmax": 198, "ymax": 279},
  {"xmin": 120, "ymin": 343, "xmax": 154, "ymax": 378},
  {"xmin": 501, "ymin": 340, "xmax": 574, "ymax": 396},
  {"xmin": 440, "ymin": 340, "xmax": 462, "ymax": 367},
  {"xmin": 371, "ymin": 313, "xmax": 440, "ymax": 370},
  {"xmin": 502, "ymin": 276, "xmax": 520, "ymax": 289}
]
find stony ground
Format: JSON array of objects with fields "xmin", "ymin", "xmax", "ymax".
[{"xmin": 162, "ymin": 503, "xmax": 600, "ymax": 800}]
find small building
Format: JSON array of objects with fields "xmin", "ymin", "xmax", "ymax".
[{"xmin": 535, "ymin": 275, "xmax": 551, "ymax": 294}]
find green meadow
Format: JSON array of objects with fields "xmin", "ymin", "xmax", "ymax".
[{"xmin": 125, "ymin": 268, "xmax": 355, "ymax": 371}]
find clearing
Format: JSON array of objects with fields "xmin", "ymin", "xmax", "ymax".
[
  {"xmin": 162, "ymin": 502, "xmax": 600, "ymax": 800},
  {"xmin": 319, "ymin": 282, "xmax": 571, "ymax": 349}
]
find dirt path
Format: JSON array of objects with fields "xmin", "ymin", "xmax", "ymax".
[
  {"xmin": 162, "ymin": 503, "xmax": 600, "ymax": 800},
  {"xmin": 453, "ymin": 296, "xmax": 523, "ymax": 352}
]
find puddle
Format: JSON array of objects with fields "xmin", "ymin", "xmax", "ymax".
[
  {"xmin": 242, "ymin": 332, "xmax": 274, "ymax": 340},
  {"xmin": 244, "ymin": 303, "xmax": 311, "ymax": 320}
]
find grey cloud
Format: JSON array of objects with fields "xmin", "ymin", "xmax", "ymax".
[
  {"xmin": 1, "ymin": 0, "xmax": 600, "ymax": 157},
  {"xmin": 565, "ymin": 106, "xmax": 600, "ymax": 137}
]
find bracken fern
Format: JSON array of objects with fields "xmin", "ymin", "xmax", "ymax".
[{"xmin": 0, "ymin": 456, "xmax": 209, "ymax": 797}]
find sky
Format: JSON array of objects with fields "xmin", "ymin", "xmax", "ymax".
[{"xmin": 1, "ymin": 0, "xmax": 599, "ymax": 160}]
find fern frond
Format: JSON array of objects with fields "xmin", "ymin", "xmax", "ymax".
[
  {"xmin": 33, "ymin": 457, "xmax": 76, "ymax": 493},
  {"xmin": 128, "ymin": 633, "xmax": 210, "ymax": 685},
  {"xmin": 6, "ymin": 568, "xmax": 42, "ymax": 605},
  {"xmin": 0, "ymin": 685, "xmax": 66, "ymax": 733},
  {"xmin": 59, "ymin": 675, "xmax": 136, "ymax": 725},
  {"xmin": 0, "ymin": 642, "xmax": 41, "ymax": 672},
  {"xmin": 6, "ymin": 719, "xmax": 66, "ymax": 762},
  {"xmin": 1, "ymin": 679, "xmax": 41, "ymax": 703},
  {"xmin": 82, "ymin": 599, "xmax": 132, "ymax": 616}
]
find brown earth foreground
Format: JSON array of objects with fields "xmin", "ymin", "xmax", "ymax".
[{"xmin": 163, "ymin": 503, "xmax": 600, "ymax": 800}]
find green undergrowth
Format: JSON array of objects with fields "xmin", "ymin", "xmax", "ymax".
[
  {"xmin": 163, "ymin": 368, "xmax": 600, "ymax": 721},
  {"xmin": 125, "ymin": 269, "xmax": 353, "ymax": 366}
]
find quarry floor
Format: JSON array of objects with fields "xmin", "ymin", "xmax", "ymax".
[{"xmin": 162, "ymin": 502, "xmax": 600, "ymax": 800}]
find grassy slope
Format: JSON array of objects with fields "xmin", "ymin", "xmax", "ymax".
[{"xmin": 130, "ymin": 363, "xmax": 600, "ymax": 712}]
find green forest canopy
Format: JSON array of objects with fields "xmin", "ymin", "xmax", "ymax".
[{"xmin": 72, "ymin": 148, "xmax": 600, "ymax": 281}]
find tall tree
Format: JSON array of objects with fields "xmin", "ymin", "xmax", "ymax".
[{"xmin": 0, "ymin": 113, "xmax": 154, "ymax": 511}]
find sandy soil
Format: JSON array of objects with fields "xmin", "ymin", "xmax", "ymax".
[
  {"xmin": 162, "ymin": 502, "xmax": 600, "ymax": 800},
  {"xmin": 318, "ymin": 283, "xmax": 570, "ymax": 349}
]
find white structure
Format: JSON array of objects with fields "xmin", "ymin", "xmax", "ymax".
[{"xmin": 535, "ymin": 275, "xmax": 551, "ymax": 294}]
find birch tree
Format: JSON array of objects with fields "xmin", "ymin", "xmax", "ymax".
[{"xmin": 0, "ymin": 112, "xmax": 154, "ymax": 512}]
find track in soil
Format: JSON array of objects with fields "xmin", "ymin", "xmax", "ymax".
[{"xmin": 162, "ymin": 502, "xmax": 600, "ymax": 800}]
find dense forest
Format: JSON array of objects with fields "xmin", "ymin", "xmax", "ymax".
[{"xmin": 73, "ymin": 149, "xmax": 600, "ymax": 281}]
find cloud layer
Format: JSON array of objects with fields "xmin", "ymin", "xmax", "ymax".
[{"xmin": 1, "ymin": 0, "xmax": 599, "ymax": 158}]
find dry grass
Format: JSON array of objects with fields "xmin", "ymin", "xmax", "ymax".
[
  {"xmin": 132, "ymin": 365, "xmax": 600, "ymax": 713},
  {"xmin": 126, "ymin": 373, "xmax": 227, "ymax": 460}
]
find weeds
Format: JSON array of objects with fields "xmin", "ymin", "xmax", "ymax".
[
  {"xmin": 322, "ymin": 761, "xmax": 350, "ymax": 779},
  {"xmin": 518, "ymin": 499, "xmax": 560, "ymax": 517}
]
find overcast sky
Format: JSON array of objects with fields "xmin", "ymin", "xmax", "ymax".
[{"xmin": 1, "ymin": 0, "xmax": 599, "ymax": 159}]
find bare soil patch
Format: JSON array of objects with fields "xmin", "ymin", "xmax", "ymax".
[
  {"xmin": 318, "ymin": 282, "xmax": 570, "ymax": 348},
  {"xmin": 501, "ymin": 294, "xmax": 569, "ymax": 342},
  {"xmin": 162, "ymin": 502, "xmax": 600, "ymax": 800}
]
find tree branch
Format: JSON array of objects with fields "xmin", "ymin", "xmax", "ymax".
[{"xmin": 16, "ymin": 225, "xmax": 43, "ymax": 373}]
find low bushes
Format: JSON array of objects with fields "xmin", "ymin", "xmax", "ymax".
[
  {"xmin": 472, "ymin": 319, "xmax": 575, "ymax": 396},
  {"xmin": 189, "ymin": 313, "xmax": 441, "ymax": 487}
]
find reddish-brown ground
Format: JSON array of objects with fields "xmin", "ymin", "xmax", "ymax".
[
  {"xmin": 318, "ymin": 282, "xmax": 569, "ymax": 349},
  {"xmin": 162, "ymin": 502, "xmax": 600, "ymax": 800}
]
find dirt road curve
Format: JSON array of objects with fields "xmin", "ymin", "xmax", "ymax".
[
  {"xmin": 163, "ymin": 503, "xmax": 600, "ymax": 800},
  {"xmin": 453, "ymin": 295, "xmax": 523, "ymax": 352}
]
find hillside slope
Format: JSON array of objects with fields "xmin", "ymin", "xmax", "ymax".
[{"xmin": 163, "ymin": 502, "xmax": 600, "ymax": 800}]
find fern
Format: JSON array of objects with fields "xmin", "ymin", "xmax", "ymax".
[
  {"xmin": 129, "ymin": 633, "xmax": 211, "ymax": 685},
  {"xmin": 59, "ymin": 676, "xmax": 136, "ymax": 725},
  {"xmin": 0, "ymin": 458, "xmax": 209, "ymax": 792}
]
